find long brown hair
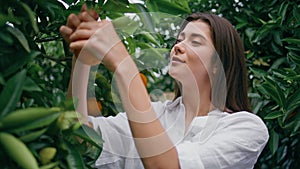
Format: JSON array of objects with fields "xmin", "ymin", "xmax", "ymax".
[{"xmin": 173, "ymin": 13, "xmax": 251, "ymax": 113}]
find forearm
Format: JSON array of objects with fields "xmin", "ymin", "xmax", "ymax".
[
  {"xmin": 67, "ymin": 56, "xmax": 77, "ymax": 99},
  {"xmin": 114, "ymin": 57, "xmax": 180, "ymax": 169},
  {"xmin": 67, "ymin": 55, "xmax": 101, "ymax": 117},
  {"xmin": 72, "ymin": 59, "xmax": 91, "ymax": 124}
]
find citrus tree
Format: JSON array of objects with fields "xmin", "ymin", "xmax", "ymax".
[{"xmin": 0, "ymin": 0, "xmax": 190, "ymax": 168}]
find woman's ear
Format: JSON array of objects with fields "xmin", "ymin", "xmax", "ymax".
[
  {"xmin": 212, "ymin": 65, "xmax": 218, "ymax": 74},
  {"xmin": 212, "ymin": 51, "xmax": 219, "ymax": 75}
]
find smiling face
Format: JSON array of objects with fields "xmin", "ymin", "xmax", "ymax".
[{"xmin": 169, "ymin": 21, "xmax": 215, "ymax": 90}]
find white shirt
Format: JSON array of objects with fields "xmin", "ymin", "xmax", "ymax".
[{"xmin": 89, "ymin": 97, "xmax": 269, "ymax": 169}]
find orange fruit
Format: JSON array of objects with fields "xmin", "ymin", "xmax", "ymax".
[
  {"xmin": 87, "ymin": 97, "xmax": 102, "ymax": 116},
  {"xmin": 97, "ymin": 100, "xmax": 103, "ymax": 112},
  {"xmin": 139, "ymin": 73, "xmax": 147, "ymax": 87}
]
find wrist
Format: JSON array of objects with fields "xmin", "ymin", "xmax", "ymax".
[
  {"xmin": 103, "ymin": 43, "xmax": 132, "ymax": 72},
  {"xmin": 113, "ymin": 55, "xmax": 138, "ymax": 76}
]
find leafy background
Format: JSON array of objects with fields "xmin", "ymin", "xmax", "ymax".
[{"xmin": 0, "ymin": 0, "xmax": 299, "ymax": 168}]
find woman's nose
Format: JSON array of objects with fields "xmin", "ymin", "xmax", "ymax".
[{"xmin": 174, "ymin": 43, "xmax": 185, "ymax": 55}]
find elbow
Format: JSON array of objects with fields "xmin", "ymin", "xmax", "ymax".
[
  {"xmin": 143, "ymin": 159, "xmax": 180, "ymax": 169},
  {"xmin": 145, "ymin": 165, "xmax": 180, "ymax": 169}
]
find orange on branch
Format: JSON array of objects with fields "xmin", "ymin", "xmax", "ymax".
[
  {"xmin": 139, "ymin": 73, "xmax": 148, "ymax": 87},
  {"xmin": 97, "ymin": 100, "xmax": 103, "ymax": 112},
  {"xmin": 87, "ymin": 97, "xmax": 102, "ymax": 116}
]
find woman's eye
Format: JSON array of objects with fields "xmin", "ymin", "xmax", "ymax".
[{"xmin": 192, "ymin": 41, "xmax": 201, "ymax": 45}]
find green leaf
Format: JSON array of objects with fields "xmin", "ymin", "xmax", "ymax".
[
  {"xmin": 249, "ymin": 67, "xmax": 267, "ymax": 79},
  {"xmin": 271, "ymin": 42, "xmax": 283, "ymax": 55},
  {"xmin": 288, "ymin": 51, "xmax": 300, "ymax": 64},
  {"xmin": 148, "ymin": 0, "xmax": 191, "ymax": 15},
  {"xmin": 113, "ymin": 16, "xmax": 140, "ymax": 35},
  {"xmin": 269, "ymin": 129, "xmax": 279, "ymax": 155},
  {"xmin": 19, "ymin": 2, "xmax": 39, "ymax": 34},
  {"xmin": 139, "ymin": 31, "xmax": 159, "ymax": 46},
  {"xmin": 134, "ymin": 3, "xmax": 156, "ymax": 33},
  {"xmin": 10, "ymin": 113, "xmax": 60, "ymax": 133},
  {"xmin": 273, "ymin": 31, "xmax": 282, "ymax": 46},
  {"xmin": 252, "ymin": 100, "xmax": 265, "ymax": 114},
  {"xmin": 293, "ymin": 6, "xmax": 300, "ymax": 24},
  {"xmin": 64, "ymin": 141, "xmax": 86, "ymax": 169},
  {"xmin": 102, "ymin": 0, "xmax": 137, "ymax": 16},
  {"xmin": 0, "ymin": 132, "xmax": 39, "ymax": 169},
  {"xmin": 0, "ymin": 74, "xmax": 4, "ymax": 85},
  {"xmin": 245, "ymin": 28, "xmax": 256, "ymax": 42},
  {"xmin": 39, "ymin": 162, "xmax": 59, "ymax": 169},
  {"xmin": 270, "ymin": 57, "xmax": 286, "ymax": 69},
  {"xmin": 137, "ymin": 47, "xmax": 169, "ymax": 69},
  {"xmin": 19, "ymin": 128, "xmax": 48, "ymax": 142},
  {"xmin": 264, "ymin": 110, "xmax": 283, "ymax": 120},
  {"xmin": 73, "ymin": 124, "xmax": 103, "ymax": 150},
  {"xmin": 0, "ymin": 51, "xmax": 40, "ymax": 77},
  {"xmin": 282, "ymin": 38, "xmax": 300, "ymax": 45},
  {"xmin": 6, "ymin": 26, "xmax": 30, "ymax": 52},
  {"xmin": 258, "ymin": 18, "xmax": 267, "ymax": 25},
  {"xmin": 0, "ymin": 70, "xmax": 26, "ymax": 118},
  {"xmin": 282, "ymin": 112, "xmax": 300, "ymax": 136},
  {"xmin": 0, "ymin": 14, "xmax": 21, "ymax": 26},
  {"xmin": 145, "ymin": 0, "xmax": 158, "ymax": 13},
  {"xmin": 284, "ymin": 88, "xmax": 300, "ymax": 121},
  {"xmin": 290, "ymin": 113, "xmax": 300, "ymax": 136},
  {"xmin": 286, "ymin": 74, "xmax": 300, "ymax": 80},
  {"xmin": 236, "ymin": 22, "xmax": 248, "ymax": 30},
  {"xmin": 59, "ymin": 98, "xmax": 76, "ymax": 111},
  {"xmin": 257, "ymin": 77, "xmax": 285, "ymax": 108},
  {"xmin": 0, "ymin": 30, "xmax": 14, "ymax": 45},
  {"xmin": 23, "ymin": 77, "xmax": 42, "ymax": 92},
  {"xmin": 278, "ymin": 1, "xmax": 289, "ymax": 25},
  {"xmin": 285, "ymin": 46, "xmax": 300, "ymax": 52}
]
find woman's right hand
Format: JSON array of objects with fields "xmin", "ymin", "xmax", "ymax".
[
  {"xmin": 69, "ymin": 19, "xmax": 130, "ymax": 70},
  {"xmin": 59, "ymin": 4, "xmax": 99, "ymax": 58},
  {"xmin": 62, "ymin": 4, "xmax": 99, "ymax": 100}
]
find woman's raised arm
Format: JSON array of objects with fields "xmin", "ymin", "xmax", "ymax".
[{"xmin": 69, "ymin": 18, "xmax": 180, "ymax": 169}]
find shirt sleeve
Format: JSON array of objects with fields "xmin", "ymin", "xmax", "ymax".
[
  {"xmin": 89, "ymin": 112, "xmax": 132, "ymax": 167},
  {"xmin": 176, "ymin": 112, "xmax": 269, "ymax": 169}
]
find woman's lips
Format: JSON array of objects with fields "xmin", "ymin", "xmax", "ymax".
[{"xmin": 171, "ymin": 56, "xmax": 185, "ymax": 63}]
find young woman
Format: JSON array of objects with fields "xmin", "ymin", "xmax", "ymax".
[{"xmin": 60, "ymin": 5, "xmax": 269, "ymax": 169}]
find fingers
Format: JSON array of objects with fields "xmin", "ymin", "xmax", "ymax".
[
  {"xmin": 61, "ymin": 3, "xmax": 100, "ymax": 51},
  {"xmin": 60, "ymin": 14, "xmax": 79, "ymax": 43},
  {"xmin": 59, "ymin": 25, "xmax": 73, "ymax": 42},
  {"xmin": 80, "ymin": 3, "xmax": 88, "ymax": 12},
  {"xmin": 61, "ymin": 5, "xmax": 98, "ymax": 42},
  {"xmin": 89, "ymin": 10, "xmax": 99, "ymax": 20},
  {"xmin": 81, "ymin": 3, "xmax": 99, "ymax": 20},
  {"xmin": 78, "ymin": 11, "xmax": 97, "ymax": 22},
  {"xmin": 69, "ymin": 40, "xmax": 87, "ymax": 51},
  {"xmin": 66, "ymin": 13, "xmax": 81, "ymax": 30},
  {"xmin": 69, "ymin": 21, "xmax": 103, "ymax": 45},
  {"xmin": 69, "ymin": 29, "xmax": 94, "ymax": 42},
  {"xmin": 64, "ymin": 3, "xmax": 99, "ymax": 31}
]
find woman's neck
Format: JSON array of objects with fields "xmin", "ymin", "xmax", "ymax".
[{"xmin": 181, "ymin": 84, "xmax": 212, "ymax": 118}]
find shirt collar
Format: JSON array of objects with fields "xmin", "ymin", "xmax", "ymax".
[
  {"xmin": 165, "ymin": 96, "xmax": 183, "ymax": 110},
  {"xmin": 165, "ymin": 97, "xmax": 225, "ymax": 116}
]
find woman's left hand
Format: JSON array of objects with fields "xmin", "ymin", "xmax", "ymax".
[{"xmin": 69, "ymin": 19, "xmax": 130, "ymax": 70}]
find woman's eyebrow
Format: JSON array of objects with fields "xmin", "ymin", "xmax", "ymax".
[
  {"xmin": 190, "ymin": 33, "xmax": 207, "ymax": 41},
  {"xmin": 178, "ymin": 32, "xmax": 207, "ymax": 41}
]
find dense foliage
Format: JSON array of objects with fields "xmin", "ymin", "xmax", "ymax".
[{"xmin": 0, "ymin": 0, "xmax": 299, "ymax": 168}]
